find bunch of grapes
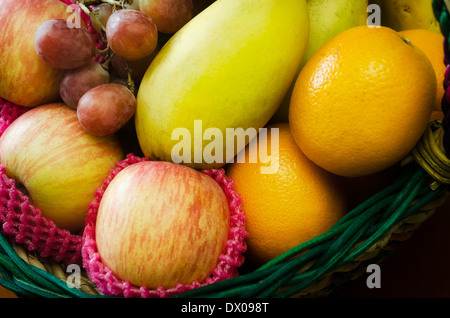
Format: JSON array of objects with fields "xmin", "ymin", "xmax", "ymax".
[{"xmin": 34, "ymin": 0, "xmax": 198, "ymax": 137}]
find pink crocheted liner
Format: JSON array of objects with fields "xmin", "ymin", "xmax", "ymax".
[
  {"xmin": 0, "ymin": 98, "xmax": 28, "ymax": 136},
  {"xmin": 0, "ymin": 99, "xmax": 84, "ymax": 265},
  {"xmin": 82, "ymin": 153, "xmax": 248, "ymax": 298}
]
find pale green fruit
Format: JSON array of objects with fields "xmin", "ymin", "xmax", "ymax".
[
  {"xmin": 271, "ymin": 0, "xmax": 368, "ymax": 123},
  {"xmin": 136, "ymin": 0, "xmax": 310, "ymax": 170},
  {"xmin": 370, "ymin": 0, "xmax": 440, "ymax": 33}
]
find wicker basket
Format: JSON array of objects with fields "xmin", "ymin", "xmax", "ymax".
[{"xmin": 1, "ymin": 0, "xmax": 450, "ymax": 298}]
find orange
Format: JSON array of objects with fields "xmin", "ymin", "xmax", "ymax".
[
  {"xmin": 226, "ymin": 123, "xmax": 347, "ymax": 266},
  {"xmin": 399, "ymin": 29, "xmax": 446, "ymax": 118},
  {"xmin": 289, "ymin": 25, "xmax": 436, "ymax": 178}
]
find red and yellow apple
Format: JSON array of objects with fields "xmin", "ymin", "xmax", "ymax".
[
  {"xmin": 95, "ymin": 161, "xmax": 230, "ymax": 289},
  {"xmin": 0, "ymin": 0, "xmax": 85, "ymax": 107},
  {"xmin": 0, "ymin": 103, "xmax": 124, "ymax": 232}
]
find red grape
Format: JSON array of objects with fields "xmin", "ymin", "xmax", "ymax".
[
  {"xmin": 91, "ymin": 3, "xmax": 113, "ymax": 33},
  {"xmin": 111, "ymin": 46, "xmax": 158, "ymax": 83},
  {"xmin": 34, "ymin": 19, "xmax": 96, "ymax": 69},
  {"xmin": 77, "ymin": 83, "xmax": 137, "ymax": 136},
  {"xmin": 106, "ymin": 9, "xmax": 158, "ymax": 61},
  {"xmin": 60, "ymin": 62, "xmax": 110, "ymax": 109},
  {"xmin": 139, "ymin": 0, "xmax": 193, "ymax": 34}
]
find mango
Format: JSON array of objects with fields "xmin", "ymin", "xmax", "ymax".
[{"xmin": 135, "ymin": 0, "xmax": 310, "ymax": 170}]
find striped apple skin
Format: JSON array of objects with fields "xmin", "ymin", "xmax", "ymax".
[
  {"xmin": 0, "ymin": 103, "xmax": 124, "ymax": 232},
  {"xmin": 95, "ymin": 161, "xmax": 231, "ymax": 289},
  {"xmin": 0, "ymin": 0, "xmax": 80, "ymax": 107}
]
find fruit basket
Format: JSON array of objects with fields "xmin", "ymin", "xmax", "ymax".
[{"xmin": 1, "ymin": 0, "xmax": 450, "ymax": 299}]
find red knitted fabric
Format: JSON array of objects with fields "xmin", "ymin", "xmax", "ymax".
[
  {"xmin": 0, "ymin": 98, "xmax": 28, "ymax": 135},
  {"xmin": 0, "ymin": 166, "xmax": 83, "ymax": 265},
  {"xmin": 82, "ymin": 154, "xmax": 248, "ymax": 298}
]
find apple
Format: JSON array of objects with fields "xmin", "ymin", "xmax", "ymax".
[
  {"xmin": 0, "ymin": 103, "xmax": 124, "ymax": 232},
  {"xmin": 95, "ymin": 161, "xmax": 230, "ymax": 290},
  {"xmin": 0, "ymin": 0, "xmax": 88, "ymax": 107}
]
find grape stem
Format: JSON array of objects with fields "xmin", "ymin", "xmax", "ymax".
[
  {"xmin": 124, "ymin": 60, "xmax": 136, "ymax": 95},
  {"xmin": 101, "ymin": 50, "xmax": 115, "ymax": 70},
  {"xmin": 74, "ymin": 0, "xmax": 106, "ymax": 32},
  {"xmin": 74, "ymin": 0, "xmax": 137, "ymax": 94},
  {"xmin": 76, "ymin": 0, "xmax": 136, "ymax": 32},
  {"xmin": 82, "ymin": 0, "xmax": 102, "ymax": 5},
  {"xmin": 80, "ymin": 0, "xmax": 126, "ymax": 6},
  {"xmin": 98, "ymin": 0, "xmax": 127, "ymax": 6}
]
